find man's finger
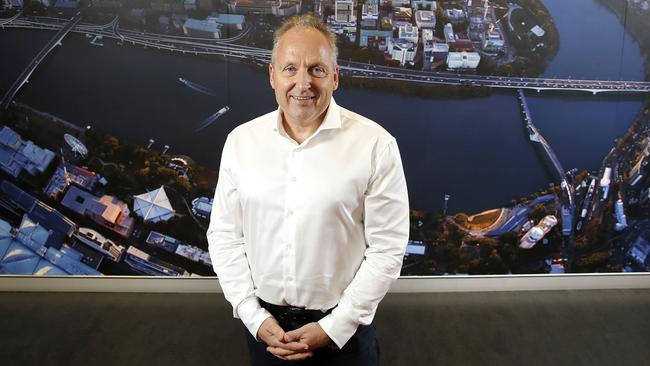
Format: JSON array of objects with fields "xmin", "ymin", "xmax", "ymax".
[
  {"xmin": 267, "ymin": 341, "xmax": 309, "ymax": 352},
  {"xmin": 262, "ymin": 336, "xmax": 286, "ymax": 348},
  {"xmin": 266, "ymin": 346, "xmax": 292, "ymax": 357},
  {"xmin": 258, "ymin": 317, "xmax": 288, "ymax": 348},
  {"xmin": 265, "ymin": 321, "xmax": 285, "ymax": 338},
  {"xmin": 266, "ymin": 346, "xmax": 312, "ymax": 357},
  {"xmin": 283, "ymin": 351, "xmax": 314, "ymax": 361},
  {"xmin": 270, "ymin": 349, "xmax": 314, "ymax": 361},
  {"xmin": 284, "ymin": 328, "xmax": 303, "ymax": 343},
  {"xmin": 259, "ymin": 328, "xmax": 283, "ymax": 347}
]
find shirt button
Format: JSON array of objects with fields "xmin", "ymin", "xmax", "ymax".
[
  {"xmin": 287, "ymin": 209, "xmax": 294, "ymax": 216},
  {"xmin": 287, "ymin": 277, "xmax": 294, "ymax": 282},
  {"xmin": 290, "ymin": 177, "xmax": 296, "ymax": 182}
]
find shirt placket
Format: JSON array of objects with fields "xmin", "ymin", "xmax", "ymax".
[{"xmin": 283, "ymin": 146, "xmax": 301, "ymax": 305}]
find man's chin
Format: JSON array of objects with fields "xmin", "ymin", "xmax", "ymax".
[{"xmin": 286, "ymin": 108, "xmax": 318, "ymax": 121}]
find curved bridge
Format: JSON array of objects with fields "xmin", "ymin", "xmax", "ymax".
[{"xmin": 517, "ymin": 89, "xmax": 575, "ymax": 235}]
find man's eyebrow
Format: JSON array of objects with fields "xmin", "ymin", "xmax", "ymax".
[
  {"xmin": 279, "ymin": 61, "xmax": 329, "ymax": 69},
  {"xmin": 308, "ymin": 60, "xmax": 330, "ymax": 68}
]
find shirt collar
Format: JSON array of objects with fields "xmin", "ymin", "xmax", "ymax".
[{"xmin": 272, "ymin": 97, "xmax": 342, "ymax": 135}]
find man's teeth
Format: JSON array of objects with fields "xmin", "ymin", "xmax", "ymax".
[{"xmin": 293, "ymin": 96, "xmax": 313, "ymax": 100}]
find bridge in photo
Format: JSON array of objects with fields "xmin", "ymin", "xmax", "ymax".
[
  {"xmin": 517, "ymin": 88, "xmax": 566, "ymax": 181},
  {"xmin": 0, "ymin": 11, "xmax": 83, "ymax": 110},
  {"xmin": 517, "ymin": 88, "xmax": 574, "ymax": 235},
  {"xmin": 2, "ymin": 16, "xmax": 650, "ymax": 96}
]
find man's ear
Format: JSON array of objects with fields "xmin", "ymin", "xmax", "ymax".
[
  {"xmin": 269, "ymin": 63, "xmax": 276, "ymax": 89},
  {"xmin": 333, "ymin": 65, "xmax": 340, "ymax": 91}
]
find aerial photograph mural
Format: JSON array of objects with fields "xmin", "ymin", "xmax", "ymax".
[{"xmin": 1, "ymin": 0, "xmax": 650, "ymax": 277}]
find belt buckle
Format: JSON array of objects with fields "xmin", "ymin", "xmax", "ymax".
[{"xmin": 285, "ymin": 307, "xmax": 311, "ymax": 326}]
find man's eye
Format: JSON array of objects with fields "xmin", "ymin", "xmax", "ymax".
[
  {"xmin": 311, "ymin": 67, "xmax": 327, "ymax": 77},
  {"xmin": 283, "ymin": 66, "xmax": 297, "ymax": 73}
]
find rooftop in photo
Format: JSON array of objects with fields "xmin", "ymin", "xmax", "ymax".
[
  {"xmin": 0, "ymin": 126, "xmax": 55, "ymax": 178},
  {"xmin": 133, "ymin": 186, "xmax": 175, "ymax": 223},
  {"xmin": 61, "ymin": 186, "xmax": 133, "ymax": 237},
  {"xmin": 0, "ymin": 216, "xmax": 101, "ymax": 276},
  {"xmin": 44, "ymin": 163, "xmax": 99, "ymax": 200},
  {"xmin": 0, "ymin": 180, "xmax": 77, "ymax": 249}
]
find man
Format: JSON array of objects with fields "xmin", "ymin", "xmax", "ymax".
[{"xmin": 207, "ymin": 14, "xmax": 409, "ymax": 365}]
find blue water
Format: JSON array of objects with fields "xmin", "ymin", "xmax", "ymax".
[{"xmin": 0, "ymin": 0, "xmax": 646, "ymax": 213}]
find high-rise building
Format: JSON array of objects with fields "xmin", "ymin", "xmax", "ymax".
[
  {"xmin": 444, "ymin": 23, "xmax": 455, "ymax": 43},
  {"xmin": 411, "ymin": 0, "xmax": 436, "ymax": 10},
  {"xmin": 398, "ymin": 23, "xmax": 419, "ymax": 43},
  {"xmin": 447, "ymin": 51, "xmax": 480, "ymax": 69},
  {"xmin": 335, "ymin": 0, "xmax": 355, "ymax": 23},
  {"xmin": 390, "ymin": 39, "xmax": 416, "ymax": 66},
  {"xmin": 482, "ymin": 24, "xmax": 505, "ymax": 52},
  {"xmin": 422, "ymin": 28, "xmax": 434, "ymax": 42},
  {"xmin": 183, "ymin": 18, "xmax": 222, "ymax": 39},
  {"xmin": 0, "ymin": 127, "xmax": 55, "ymax": 178},
  {"xmin": 359, "ymin": 28, "xmax": 393, "ymax": 47},
  {"xmin": 362, "ymin": 0, "xmax": 379, "ymax": 20},
  {"xmin": 415, "ymin": 10, "xmax": 436, "ymax": 29}
]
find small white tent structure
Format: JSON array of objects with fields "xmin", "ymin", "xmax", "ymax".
[{"xmin": 133, "ymin": 186, "xmax": 175, "ymax": 223}]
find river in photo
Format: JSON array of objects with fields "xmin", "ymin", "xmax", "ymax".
[{"xmin": 0, "ymin": 0, "xmax": 646, "ymax": 213}]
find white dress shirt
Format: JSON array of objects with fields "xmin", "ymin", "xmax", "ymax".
[{"xmin": 207, "ymin": 98, "xmax": 409, "ymax": 348}]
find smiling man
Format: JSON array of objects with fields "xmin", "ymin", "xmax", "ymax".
[{"xmin": 207, "ymin": 14, "xmax": 409, "ymax": 365}]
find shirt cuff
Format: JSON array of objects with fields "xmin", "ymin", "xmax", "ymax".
[
  {"xmin": 317, "ymin": 311, "xmax": 359, "ymax": 349},
  {"xmin": 237, "ymin": 297, "xmax": 272, "ymax": 341}
]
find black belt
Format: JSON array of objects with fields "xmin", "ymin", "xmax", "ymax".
[{"xmin": 259, "ymin": 298, "xmax": 333, "ymax": 328}]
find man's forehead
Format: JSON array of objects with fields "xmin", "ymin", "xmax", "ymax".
[
  {"xmin": 271, "ymin": 26, "xmax": 338, "ymax": 70},
  {"xmin": 276, "ymin": 28, "xmax": 333, "ymax": 57},
  {"xmin": 280, "ymin": 26, "xmax": 327, "ymax": 41},
  {"xmin": 276, "ymin": 48, "xmax": 332, "ymax": 64}
]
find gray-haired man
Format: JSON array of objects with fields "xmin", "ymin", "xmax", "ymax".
[{"xmin": 207, "ymin": 13, "xmax": 409, "ymax": 365}]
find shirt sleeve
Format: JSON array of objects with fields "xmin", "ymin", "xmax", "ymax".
[
  {"xmin": 318, "ymin": 139, "xmax": 409, "ymax": 348},
  {"xmin": 207, "ymin": 134, "xmax": 271, "ymax": 340}
]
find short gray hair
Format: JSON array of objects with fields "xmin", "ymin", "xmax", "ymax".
[{"xmin": 271, "ymin": 14, "xmax": 338, "ymax": 67}]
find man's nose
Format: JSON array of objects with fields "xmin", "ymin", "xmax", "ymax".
[{"xmin": 295, "ymin": 68, "xmax": 312, "ymax": 90}]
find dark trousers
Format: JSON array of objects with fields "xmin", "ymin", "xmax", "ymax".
[{"xmin": 245, "ymin": 322, "xmax": 379, "ymax": 366}]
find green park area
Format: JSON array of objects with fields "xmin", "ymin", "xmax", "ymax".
[{"xmin": 486, "ymin": 0, "xmax": 560, "ymax": 76}]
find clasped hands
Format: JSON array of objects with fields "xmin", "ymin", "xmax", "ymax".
[{"xmin": 257, "ymin": 317, "xmax": 332, "ymax": 361}]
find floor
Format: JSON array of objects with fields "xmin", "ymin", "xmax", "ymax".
[{"xmin": 1, "ymin": 289, "xmax": 649, "ymax": 366}]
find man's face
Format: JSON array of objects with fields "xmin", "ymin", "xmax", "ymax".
[{"xmin": 269, "ymin": 27, "xmax": 339, "ymax": 128}]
